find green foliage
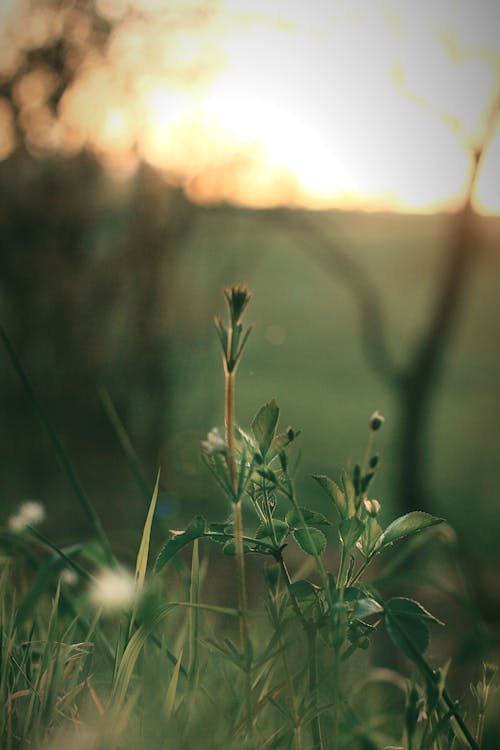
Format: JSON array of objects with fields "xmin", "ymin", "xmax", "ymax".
[
  {"xmin": 292, "ymin": 525, "xmax": 327, "ymax": 556},
  {"xmin": 0, "ymin": 285, "xmax": 492, "ymax": 750},
  {"xmin": 155, "ymin": 516, "xmax": 206, "ymax": 572},
  {"xmin": 251, "ymin": 398, "xmax": 280, "ymax": 459},
  {"xmin": 376, "ymin": 511, "xmax": 444, "ymax": 552},
  {"xmin": 384, "ymin": 597, "xmax": 443, "ymax": 661}
]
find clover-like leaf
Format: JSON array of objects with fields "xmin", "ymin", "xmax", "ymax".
[
  {"xmin": 255, "ymin": 519, "xmax": 289, "ymax": 541},
  {"xmin": 251, "ymin": 399, "xmax": 280, "ymax": 458},
  {"xmin": 293, "ymin": 526, "xmax": 326, "ymax": 556}
]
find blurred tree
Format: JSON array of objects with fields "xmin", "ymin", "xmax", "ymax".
[{"xmin": 0, "ymin": 0, "xmax": 198, "ymax": 537}]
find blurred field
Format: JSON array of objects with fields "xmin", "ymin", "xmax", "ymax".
[
  {"xmin": 3, "ymin": 180, "xmax": 499, "ymax": 566},
  {"xmin": 163, "ymin": 207, "xmax": 500, "ymax": 554}
]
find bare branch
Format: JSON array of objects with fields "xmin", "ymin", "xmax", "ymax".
[{"xmin": 259, "ymin": 208, "xmax": 401, "ymax": 386}]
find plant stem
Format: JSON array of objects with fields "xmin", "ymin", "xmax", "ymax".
[
  {"xmin": 225, "ymin": 370, "xmax": 237, "ymax": 490},
  {"xmin": 307, "ymin": 628, "xmax": 324, "ymax": 750},
  {"xmin": 224, "ymin": 363, "xmax": 252, "ymax": 734}
]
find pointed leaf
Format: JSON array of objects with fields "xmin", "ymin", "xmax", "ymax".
[
  {"xmin": 357, "ymin": 517, "xmax": 383, "ymax": 558},
  {"xmin": 251, "ymin": 399, "xmax": 280, "ymax": 458},
  {"xmin": 385, "ymin": 597, "xmax": 444, "ymax": 625},
  {"xmin": 155, "ymin": 516, "xmax": 206, "ymax": 572},
  {"xmin": 285, "ymin": 507, "xmax": 331, "ymax": 527},
  {"xmin": 339, "ymin": 517, "xmax": 365, "ymax": 549},
  {"xmin": 164, "ymin": 649, "xmax": 183, "ymax": 716},
  {"xmin": 377, "ymin": 512, "xmax": 444, "ymax": 551},
  {"xmin": 135, "ymin": 468, "xmax": 160, "ymax": 588},
  {"xmin": 311, "ymin": 474, "xmax": 347, "ymax": 519},
  {"xmin": 341, "ymin": 470, "xmax": 356, "ymax": 516},
  {"xmin": 269, "ymin": 431, "xmax": 292, "ymax": 457},
  {"xmin": 384, "ymin": 597, "xmax": 443, "ymax": 662},
  {"xmin": 292, "ymin": 526, "xmax": 326, "ymax": 556}
]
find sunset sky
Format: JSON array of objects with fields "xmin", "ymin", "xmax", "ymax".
[{"xmin": 1, "ymin": 0, "xmax": 499, "ymax": 213}]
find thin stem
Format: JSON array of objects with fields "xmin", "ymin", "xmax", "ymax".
[
  {"xmin": 307, "ymin": 628, "xmax": 324, "ymax": 750},
  {"xmin": 332, "ymin": 646, "xmax": 341, "ymax": 750},
  {"xmin": 225, "ymin": 369, "xmax": 237, "ymax": 491},
  {"xmin": 224, "ymin": 361, "xmax": 252, "ymax": 734},
  {"xmin": 272, "ymin": 567, "xmax": 303, "ymax": 750},
  {"xmin": 278, "ymin": 553, "xmax": 308, "ymax": 629},
  {"xmin": 284, "ymin": 479, "xmax": 331, "ymax": 603},
  {"xmin": 361, "ymin": 430, "xmax": 375, "ymax": 476}
]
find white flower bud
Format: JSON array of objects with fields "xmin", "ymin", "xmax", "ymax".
[
  {"xmin": 201, "ymin": 427, "xmax": 225, "ymax": 455},
  {"xmin": 8, "ymin": 500, "xmax": 46, "ymax": 532},
  {"xmin": 363, "ymin": 498, "xmax": 381, "ymax": 517},
  {"xmin": 89, "ymin": 568, "xmax": 138, "ymax": 612}
]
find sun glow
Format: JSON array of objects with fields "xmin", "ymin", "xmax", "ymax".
[{"xmin": 0, "ymin": 0, "xmax": 499, "ymax": 213}]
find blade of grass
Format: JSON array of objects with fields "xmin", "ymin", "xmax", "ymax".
[
  {"xmin": 127, "ymin": 468, "xmax": 160, "ymax": 639},
  {"xmin": 0, "ymin": 327, "xmax": 114, "ymax": 566},
  {"xmin": 111, "ymin": 603, "xmax": 176, "ymax": 709},
  {"xmin": 95, "ymin": 382, "xmax": 153, "ymax": 506},
  {"xmin": 135, "ymin": 468, "xmax": 160, "ymax": 589},
  {"xmin": 165, "ymin": 648, "xmax": 184, "ymax": 717}
]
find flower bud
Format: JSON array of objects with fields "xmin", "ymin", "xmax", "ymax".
[
  {"xmin": 363, "ymin": 498, "xmax": 381, "ymax": 517},
  {"xmin": 369, "ymin": 411, "xmax": 385, "ymax": 431}
]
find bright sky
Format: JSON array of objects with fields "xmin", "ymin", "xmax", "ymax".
[{"xmin": 0, "ymin": 0, "xmax": 499, "ymax": 213}]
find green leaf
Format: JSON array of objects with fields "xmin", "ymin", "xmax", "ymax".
[
  {"xmin": 292, "ymin": 526, "xmax": 326, "ymax": 556},
  {"xmin": 339, "ymin": 517, "xmax": 365, "ymax": 549},
  {"xmin": 255, "ymin": 519, "xmax": 289, "ymax": 540},
  {"xmin": 384, "ymin": 597, "xmax": 443, "ymax": 662},
  {"xmin": 135, "ymin": 468, "xmax": 160, "ymax": 589},
  {"xmin": 376, "ymin": 512, "xmax": 444, "ymax": 552},
  {"xmin": 341, "ymin": 470, "xmax": 356, "ymax": 516},
  {"xmin": 213, "ymin": 316, "xmax": 228, "ymax": 357},
  {"xmin": 285, "ymin": 507, "xmax": 331, "ymax": 528},
  {"xmin": 352, "ymin": 597, "xmax": 384, "ymax": 620},
  {"xmin": 385, "ymin": 597, "xmax": 443, "ymax": 625},
  {"xmin": 155, "ymin": 516, "xmax": 206, "ymax": 572},
  {"xmin": 311, "ymin": 474, "xmax": 347, "ymax": 519},
  {"xmin": 289, "ymin": 579, "xmax": 320, "ymax": 601},
  {"xmin": 268, "ymin": 428, "xmax": 300, "ymax": 458},
  {"xmin": 357, "ymin": 517, "xmax": 383, "ymax": 558},
  {"xmin": 251, "ymin": 399, "xmax": 280, "ymax": 458}
]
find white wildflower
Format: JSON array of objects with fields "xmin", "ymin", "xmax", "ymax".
[
  {"xmin": 60, "ymin": 568, "xmax": 79, "ymax": 586},
  {"xmin": 8, "ymin": 500, "xmax": 46, "ymax": 533},
  {"xmin": 90, "ymin": 568, "xmax": 138, "ymax": 612},
  {"xmin": 202, "ymin": 427, "xmax": 225, "ymax": 455}
]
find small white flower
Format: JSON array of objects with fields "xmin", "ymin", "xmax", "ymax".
[
  {"xmin": 60, "ymin": 568, "xmax": 79, "ymax": 586},
  {"xmin": 202, "ymin": 427, "xmax": 225, "ymax": 455},
  {"xmin": 90, "ymin": 568, "xmax": 138, "ymax": 612},
  {"xmin": 8, "ymin": 500, "xmax": 46, "ymax": 533}
]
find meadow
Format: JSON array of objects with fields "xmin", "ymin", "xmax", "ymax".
[{"xmin": 2, "ymin": 251, "xmax": 500, "ymax": 747}]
